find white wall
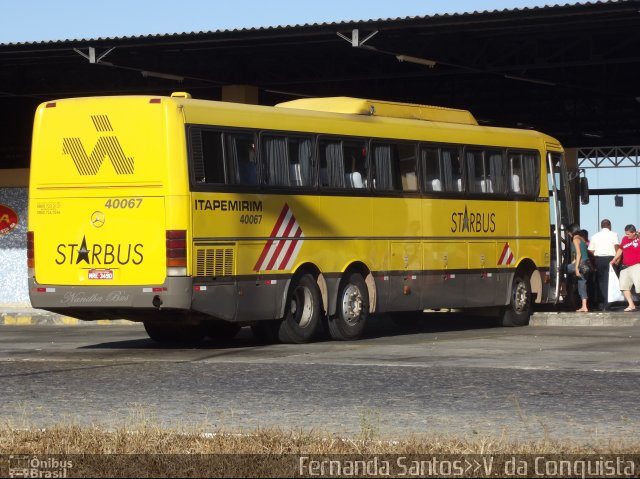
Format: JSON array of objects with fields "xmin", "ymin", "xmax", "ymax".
[
  {"xmin": 0, "ymin": 187, "xmax": 29, "ymax": 305},
  {"xmin": 581, "ymin": 167, "xmax": 640, "ymax": 238}
]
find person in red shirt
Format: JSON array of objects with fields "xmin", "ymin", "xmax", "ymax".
[{"xmin": 611, "ymin": 224, "xmax": 640, "ymax": 311}]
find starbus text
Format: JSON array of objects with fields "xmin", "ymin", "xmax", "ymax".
[
  {"xmin": 451, "ymin": 209, "xmax": 496, "ymax": 233},
  {"xmin": 55, "ymin": 242, "xmax": 144, "ymax": 265}
]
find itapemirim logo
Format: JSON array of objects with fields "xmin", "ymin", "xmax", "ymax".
[{"xmin": 62, "ymin": 115, "xmax": 134, "ymax": 175}]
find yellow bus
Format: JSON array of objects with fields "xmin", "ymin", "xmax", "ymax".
[{"xmin": 27, "ymin": 93, "xmax": 577, "ymax": 343}]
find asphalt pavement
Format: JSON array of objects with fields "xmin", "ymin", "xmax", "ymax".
[{"xmin": 1, "ymin": 318, "xmax": 639, "ymax": 443}]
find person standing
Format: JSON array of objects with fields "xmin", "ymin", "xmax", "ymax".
[
  {"xmin": 566, "ymin": 223, "xmax": 590, "ymax": 312},
  {"xmin": 610, "ymin": 224, "xmax": 640, "ymax": 312},
  {"xmin": 588, "ymin": 219, "xmax": 620, "ymax": 310}
]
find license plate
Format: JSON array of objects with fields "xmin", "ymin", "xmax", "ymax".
[{"xmin": 88, "ymin": 269, "xmax": 114, "ymax": 280}]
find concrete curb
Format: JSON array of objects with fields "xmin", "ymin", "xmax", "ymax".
[
  {"xmin": 529, "ymin": 311, "xmax": 640, "ymax": 327},
  {"xmin": 0, "ymin": 307, "xmax": 135, "ymax": 326}
]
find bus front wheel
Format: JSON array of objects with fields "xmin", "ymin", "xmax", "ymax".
[
  {"xmin": 501, "ymin": 272, "xmax": 532, "ymax": 327},
  {"xmin": 278, "ymin": 273, "xmax": 322, "ymax": 343},
  {"xmin": 328, "ymin": 272, "xmax": 369, "ymax": 341}
]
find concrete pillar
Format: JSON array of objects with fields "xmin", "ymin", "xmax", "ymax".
[
  {"xmin": 221, "ymin": 85, "xmax": 259, "ymax": 104},
  {"xmin": 563, "ymin": 148, "xmax": 581, "ymax": 224},
  {"xmin": 0, "ymin": 168, "xmax": 29, "ymax": 187},
  {"xmin": 564, "ymin": 148, "xmax": 578, "ymax": 169}
]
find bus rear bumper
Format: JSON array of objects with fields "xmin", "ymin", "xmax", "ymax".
[{"xmin": 28, "ymin": 277, "xmax": 193, "ymax": 313}]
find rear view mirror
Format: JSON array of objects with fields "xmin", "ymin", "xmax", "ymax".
[{"xmin": 579, "ymin": 177, "xmax": 589, "ymax": 205}]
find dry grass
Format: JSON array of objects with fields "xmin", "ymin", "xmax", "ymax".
[
  {"xmin": 1, "ymin": 410, "xmax": 639, "ymax": 477},
  {"xmin": 2, "ymin": 424, "xmax": 639, "ymax": 455}
]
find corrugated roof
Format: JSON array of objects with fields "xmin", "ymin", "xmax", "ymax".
[{"xmin": 0, "ymin": 1, "xmax": 602, "ymax": 47}]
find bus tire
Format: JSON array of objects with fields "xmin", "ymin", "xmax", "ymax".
[
  {"xmin": 206, "ymin": 320, "xmax": 241, "ymax": 342},
  {"xmin": 143, "ymin": 321, "xmax": 205, "ymax": 344},
  {"xmin": 278, "ymin": 273, "xmax": 322, "ymax": 343},
  {"xmin": 501, "ymin": 272, "xmax": 532, "ymax": 327},
  {"xmin": 328, "ymin": 272, "xmax": 369, "ymax": 341}
]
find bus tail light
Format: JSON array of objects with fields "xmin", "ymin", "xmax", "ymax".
[
  {"xmin": 166, "ymin": 230, "xmax": 187, "ymax": 276},
  {"xmin": 27, "ymin": 231, "xmax": 35, "ymax": 277}
]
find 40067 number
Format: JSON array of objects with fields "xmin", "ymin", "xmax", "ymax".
[
  {"xmin": 104, "ymin": 198, "xmax": 143, "ymax": 209},
  {"xmin": 240, "ymin": 214, "xmax": 262, "ymax": 225}
]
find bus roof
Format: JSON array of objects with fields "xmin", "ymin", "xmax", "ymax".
[
  {"xmin": 277, "ymin": 97, "xmax": 478, "ymax": 126},
  {"xmin": 40, "ymin": 94, "xmax": 561, "ymax": 152}
]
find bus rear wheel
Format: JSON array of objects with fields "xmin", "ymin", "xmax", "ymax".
[
  {"xmin": 278, "ymin": 273, "xmax": 322, "ymax": 343},
  {"xmin": 501, "ymin": 272, "xmax": 532, "ymax": 326},
  {"xmin": 328, "ymin": 272, "xmax": 369, "ymax": 341}
]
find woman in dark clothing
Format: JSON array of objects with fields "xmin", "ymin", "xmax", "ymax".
[{"xmin": 567, "ymin": 223, "xmax": 590, "ymax": 312}]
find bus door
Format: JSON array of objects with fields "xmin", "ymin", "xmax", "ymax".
[{"xmin": 547, "ymin": 151, "xmax": 573, "ymax": 303}]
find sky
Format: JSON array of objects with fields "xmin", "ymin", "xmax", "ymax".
[{"xmin": 1, "ymin": 0, "xmax": 578, "ymax": 44}]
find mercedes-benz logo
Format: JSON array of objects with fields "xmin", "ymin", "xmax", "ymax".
[{"xmin": 91, "ymin": 211, "xmax": 105, "ymax": 228}]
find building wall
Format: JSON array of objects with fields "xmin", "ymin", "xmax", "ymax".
[{"xmin": 0, "ymin": 186, "xmax": 29, "ymax": 305}]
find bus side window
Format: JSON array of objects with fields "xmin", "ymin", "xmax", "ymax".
[
  {"xmin": 523, "ymin": 152, "xmax": 540, "ymax": 197},
  {"xmin": 344, "ymin": 140, "xmax": 368, "ymax": 189},
  {"xmin": 420, "ymin": 146, "xmax": 440, "ymax": 192},
  {"xmin": 465, "ymin": 149, "xmax": 484, "ymax": 194},
  {"xmin": 509, "ymin": 152, "xmax": 524, "ymax": 194},
  {"xmin": 262, "ymin": 135, "xmax": 314, "ymax": 188},
  {"xmin": 226, "ymin": 133, "xmax": 257, "ymax": 186},
  {"xmin": 319, "ymin": 139, "xmax": 344, "ymax": 188},
  {"xmin": 288, "ymin": 137, "xmax": 314, "ymax": 187},
  {"xmin": 488, "ymin": 151, "xmax": 506, "ymax": 194},
  {"xmin": 466, "ymin": 148, "xmax": 505, "ymax": 195},
  {"xmin": 398, "ymin": 143, "xmax": 418, "ymax": 192},
  {"xmin": 509, "ymin": 151, "xmax": 539, "ymax": 198},
  {"xmin": 191, "ymin": 129, "xmax": 226, "ymax": 184},
  {"xmin": 441, "ymin": 147, "xmax": 463, "ymax": 192},
  {"xmin": 372, "ymin": 142, "xmax": 403, "ymax": 192},
  {"xmin": 262, "ymin": 135, "xmax": 289, "ymax": 186}
]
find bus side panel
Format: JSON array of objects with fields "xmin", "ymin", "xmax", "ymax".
[
  {"xmin": 387, "ymin": 241, "xmax": 421, "ymax": 311},
  {"xmin": 421, "ymin": 241, "xmax": 466, "ymax": 309},
  {"xmin": 499, "ymin": 198, "xmax": 552, "ymax": 306},
  {"xmin": 466, "ymin": 241, "xmax": 497, "ymax": 306}
]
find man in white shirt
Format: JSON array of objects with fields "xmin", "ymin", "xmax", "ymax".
[{"xmin": 588, "ymin": 219, "xmax": 620, "ymax": 310}]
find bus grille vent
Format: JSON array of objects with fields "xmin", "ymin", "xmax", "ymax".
[{"xmin": 195, "ymin": 246, "xmax": 235, "ymax": 277}]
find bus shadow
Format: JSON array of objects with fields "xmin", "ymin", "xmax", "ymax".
[
  {"xmin": 79, "ymin": 332, "xmax": 259, "ymax": 351},
  {"xmin": 81, "ymin": 312, "xmax": 505, "ymax": 350},
  {"xmin": 357, "ymin": 311, "xmax": 503, "ymax": 340}
]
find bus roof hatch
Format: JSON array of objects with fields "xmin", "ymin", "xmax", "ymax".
[{"xmin": 276, "ymin": 97, "xmax": 478, "ymax": 125}]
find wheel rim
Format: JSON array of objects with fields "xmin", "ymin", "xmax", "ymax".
[
  {"xmin": 341, "ymin": 284, "xmax": 364, "ymax": 325},
  {"xmin": 512, "ymin": 278, "xmax": 529, "ymax": 313},
  {"xmin": 291, "ymin": 286, "xmax": 314, "ymax": 328}
]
